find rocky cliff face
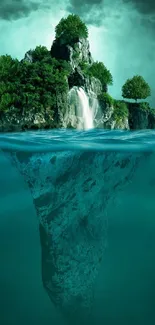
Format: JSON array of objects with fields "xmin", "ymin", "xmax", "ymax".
[
  {"xmin": 94, "ymin": 102, "xmax": 129, "ymax": 130},
  {"xmin": 127, "ymin": 102, "xmax": 155, "ymax": 130},
  {"xmin": 51, "ymin": 35, "xmax": 107, "ymax": 129},
  {"xmin": 51, "ymin": 37, "xmax": 93, "ymax": 69},
  {"xmin": 0, "ymin": 106, "xmax": 55, "ymax": 132},
  {"xmin": 50, "ymin": 35, "xmax": 129, "ymax": 130}
]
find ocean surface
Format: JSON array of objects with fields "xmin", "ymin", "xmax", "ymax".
[{"xmin": 0, "ymin": 128, "xmax": 155, "ymax": 325}]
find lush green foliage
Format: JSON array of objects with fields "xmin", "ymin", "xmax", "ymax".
[
  {"xmin": 30, "ymin": 46, "xmax": 72, "ymax": 75},
  {"xmin": 0, "ymin": 46, "xmax": 69, "ymax": 120},
  {"xmin": 150, "ymin": 108, "xmax": 155, "ymax": 115},
  {"xmin": 97, "ymin": 95, "xmax": 129, "ymax": 122},
  {"xmin": 78, "ymin": 61, "xmax": 90, "ymax": 78},
  {"xmin": 29, "ymin": 46, "xmax": 51, "ymax": 63},
  {"xmin": 113, "ymin": 100, "xmax": 129, "ymax": 122},
  {"xmin": 0, "ymin": 55, "xmax": 19, "ymax": 81},
  {"xmin": 98, "ymin": 92, "xmax": 114, "ymax": 107},
  {"xmin": 0, "ymin": 55, "xmax": 21, "ymax": 112},
  {"xmin": 55, "ymin": 14, "xmax": 88, "ymax": 43},
  {"xmin": 79, "ymin": 60, "xmax": 88, "ymax": 71},
  {"xmin": 86, "ymin": 61, "xmax": 113, "ymax": 88},
  {"xmin": 122, "ymin": 75, "xmax": 151, "ymax": 101},
  {"xmin": 138, "ymin": 102, "xmax": 150, "ymax": 111}
]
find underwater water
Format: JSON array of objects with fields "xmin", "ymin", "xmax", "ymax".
[{"xmin": 0, "ymin": 128, "xmax": 155, "ymax": 325}]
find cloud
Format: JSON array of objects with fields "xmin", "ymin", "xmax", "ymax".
[
  {"xmin": 1, "ymin": 0, "xmax": 155, "ymax": 31},
  {"xmin": 67, "ymin": 0, "xmax": 155, "ymax": 29},
  {"xmin": 123, "ymin": 0, "xmax": 155, "ymax": 34},
  {"xmin": 123, "ymin": 0, "xmax": 155, "ymax": 15},
  {"xmin": 67, "ymin": 0, "xmax": 105, "ymax": 26},
  {"xmin": 0, "ymin": 4, "xmax": 67, "ymax": 58},
  {"xmin": 0, "ymin": 0, "xmax": 105, "ymax": 25},
  {"xmin": 0, "ymin": 0, "xmax": 66, "ymax": 21},
  {"xmin": 0, "ymin": 1, "xmax": 41, "ymax": 20}
]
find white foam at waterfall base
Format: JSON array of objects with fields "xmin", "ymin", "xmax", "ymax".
[{"xmin": 77, "ymin": 87, "xmax": 94, "ymax": 130}]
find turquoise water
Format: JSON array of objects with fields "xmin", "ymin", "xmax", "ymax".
[{"xmin": 0, "ymin": 129, "xmax": 155, "ymax": 325}]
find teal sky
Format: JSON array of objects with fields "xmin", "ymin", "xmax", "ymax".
[{"xmin": 0, "ymin": 0, "xmax": 155, "ymax": 106}]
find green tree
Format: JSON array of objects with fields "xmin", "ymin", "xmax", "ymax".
[
  {"xmin": 55, "ymin": 14, "xmax": 88, "ymax": 43},
  {"xmin": 87, "ymin": 61, "xmax": 113, "ymax": 89},
  {"xmin": 0, "ymin": 49, "xmax": 69, "ymax": 119},
  {"xmin": 0, "ymin": 56, "xmax": 21, "ymax": 112},
  {"xmin": 31, "ymin": 46, "xmax": 51, "ymax": 62},
  {"xmin": 0, "ymin": 93, "xmax": 20, "ymax": 112},
  {"xmin": 122, "ymin": 75, "xmax": 151, "ymax": 102},
  {"xmin": 0, "ymin": 55, "xmax": 19, "ymax": 82},
  {"xmin": 98, "ymin": 92, "xmax": 114, "ymax": 107}
]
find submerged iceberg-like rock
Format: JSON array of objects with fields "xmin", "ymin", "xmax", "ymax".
[{"xmin": 6, "ymin": 147, "xmax": 155, "ymax": 324}]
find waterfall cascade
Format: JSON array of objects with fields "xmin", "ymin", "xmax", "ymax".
[
  {"xmin": 68, "ymin": 86, "xmax": 100, "ymax": 130},
  {"xmin": 77, "ymin": 87, "xmax": 94, "ymax": 130}
]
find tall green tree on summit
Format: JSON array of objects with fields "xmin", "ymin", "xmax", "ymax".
[
  {"xmin": 122, "ymin": 75, "xmax": 151, "ymax": 102},
  {"xmin": 55, "ymin": 14, "xmax": 88, "ymax": 43}
]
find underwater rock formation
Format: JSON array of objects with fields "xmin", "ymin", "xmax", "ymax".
[{"xmin": 6, "ymin": 147, "xmax": 155, "ymax": 324}]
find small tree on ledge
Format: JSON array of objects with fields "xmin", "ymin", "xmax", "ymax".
[
  {"xmin": 87, "ymin": 61, "xmax": 113, "ymax": 89},
  {"xmin": 122, "ymin": 75, "xmax": 151, "ymax": 102}
]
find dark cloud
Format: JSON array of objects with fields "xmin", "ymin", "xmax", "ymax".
[
  {"xmin": 1, "ymin": 0, "xmax": 155, "ymax": 25},
  {"xmin": 67, "ymin": 0, "xmax": 105, "ymax": 26},
  {"xmin": 0, "ymin": 0, "xmax": 41, "ymax": 20},
  {"xmin": 68, "ymin": 0, "xmax": 155, "ymax": 27},
  {"xmin": 123, "ymin": 0, "xmax": 155, "ymax": 14},
  {"xmin": 0, "ymin": 0, "xmax": 59, "ymax": 21},
  {"xmin": 69, "ymin": 0, "xmax": 103, "ymax": 6},
  {"xmin": 0, "ymin": 0, "xmax": 105, "ymax": 24},
  {"xmin": 1, "ymin": 0, "xmax": 155, "ymax": 23},
  {"xmin": 124, "ymin": 0, "xmax": 155, "ymax": 33}
]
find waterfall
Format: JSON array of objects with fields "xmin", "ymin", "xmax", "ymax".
[
  {"xmin": 77, "ymin": 87, "xmax": 94, "ymax": 130},
  {"xmin": 68, "ymin": 86, "xmax": 99, "ymax": 130}
]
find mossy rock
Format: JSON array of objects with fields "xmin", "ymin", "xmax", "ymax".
[
  {"xmin": 98, "ymin": 93, "xmax": 114, "ymax": 111},
  {"xmin": 113, "ymin": 100, "xmax": 129, "ymax": 123}
]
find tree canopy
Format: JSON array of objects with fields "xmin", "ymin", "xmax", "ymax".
[
  {"xmin": 98, "ymin": 92, "xmax": 114, "ymax": 107},
  {"xmin": 87, "ymin": 61, "xmax": 113, "ymax": 89},
  {"xmin": 122, "ymin": 75, "xmax": 151, "ymax": 101},
  {"xmin": 55, "ymin": 14, "xmax": 88, "ymax": 43},
  {"xmin": 0, "ymin": 46, "xmax": 69, "ymax": 121}
]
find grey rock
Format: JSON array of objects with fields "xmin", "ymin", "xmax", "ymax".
[
  {"xmin": 22, "ymin": 50, "xmax": 33, "ymax": 63},
  {"xmin": 8, "ymin": 149, "xmax": 155, "ymax": 324},
  {"xmin": 51, "ymin": 36, "xmax": 93, "ymax": 70}
]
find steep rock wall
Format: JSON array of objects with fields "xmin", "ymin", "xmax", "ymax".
[{"xmin": 6, "ymin": 148, "xmax": 155, "ymax": 324}]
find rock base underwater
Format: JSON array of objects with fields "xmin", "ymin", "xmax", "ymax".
[{"xmin": 4, "ymin": 146, "xmax": 155, "ymax": 324}]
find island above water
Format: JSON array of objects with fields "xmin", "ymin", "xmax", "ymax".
[{"xmin": 0, "ymin": 14, "xmax": 155, "ymax": 132}]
